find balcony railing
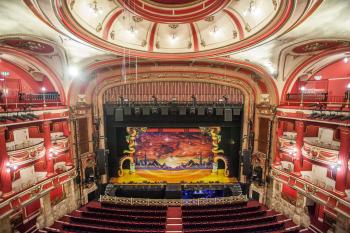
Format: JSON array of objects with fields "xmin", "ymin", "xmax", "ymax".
[
  {"xmin": 0, "ymin": 92, "xmax": 62, "ymax": 110},
  {"xmin": 100, "ymin": 194, "xmax": 247, "ymax": 206},
  {"xmin": 7, "ymin": 139, "xmax": 45, "ymax": 165},
  {"xmin": 0, "ymin": 169, "xmax": 76, "ymax": 218},
  {"xmin": 285, "ymin": 93, "xmax": 348, "ymax": 105},
  {"xmin": 271, "ymin": 167, "xmax": 350, "ymax": 218}
]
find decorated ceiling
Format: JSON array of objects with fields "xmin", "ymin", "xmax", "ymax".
[
  {"xmin": 0, "ymin": 0, "xmax": 350, "ymax": 102},
  {"xmin": 23, "ymin": 0, "xmax": 319, "ymax": 59}
]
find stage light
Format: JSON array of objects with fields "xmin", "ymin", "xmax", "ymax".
[{"xmin": 68, "ymin": 66, "xmax": 80, "ymax": 77}]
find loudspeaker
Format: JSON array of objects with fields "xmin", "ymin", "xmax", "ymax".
[
  {"xmin": 198, "ymin": 107, "xmax": 205, "ymax": 115},
  {"xmin": 96, "ymin": 149, "xmax": 107, "ymax": 175},
  {"xmin": 115, "ymin": 108, "xmax": 123, "ymax": 122},
  {"xmin": 161, "ymin": 107, "xmax": 168, "ymax": 115},
  {"xmin": 179, "ymin": 106, "xmax": 187, "ymax": 115},
  {"xmin": 134, "ymin": 107, "xmax": 141, "ymax": 115},
  {"xmin": 124, "ymin": 107, "xmax": 132, "ymax": 115},
  {"xmin": 152, "ymin": 107, "xmax": 159, "ymax": 114},
  {"xmin": 190, "ymin": 107, "xmax": 196, "ymax": 115},
  {"xmin": 143, "ymin": 107, "xmax": 150, "ymax": 115},
  {"xmin": 242, "ymin": 149, "xmax": 252, "ymax": 176},
  {"xmin": 224, "ymin": 108, "xmax": 232, "ymax": 122},
  {"xmin": 106, "ymin": 108, "xmax": 114, "ymax": 116},
  {"xmin": 233, "ymin": 108, "xmax": 241, "ymax": 116},
  {"xmin": 216, "ymin": 108, "xmax": 224, "ymax": 116}
]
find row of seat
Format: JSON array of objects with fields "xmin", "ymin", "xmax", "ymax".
[
  {"xmin": 182, "ymin": 205, "xmax": 261, "ymax": 216},
  {"xmin": 183, "ymin": 221, "xmax": 285, "ymax": 233},
  {"xmin": 182, "ymin": 209, "xmax": 267, "ymax": 222},
  {"xmin": 67, "ymin": 215, "xmax": 165, "ymax": 230},
  {"xmin": 0, "ymin": 113, "xmax": 39, "ymax": 122},
  {"xmin": 77, "ymin": 210, "xmax": 165, "ymax": 223},
  {"xmin": 183, "ymin": 215, "xmax": 278, "ymax": 229}
]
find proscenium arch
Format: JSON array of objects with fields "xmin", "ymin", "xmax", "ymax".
[{"xmin": 67, "ymin": 58, "xmax": 278, "ymax": 106}]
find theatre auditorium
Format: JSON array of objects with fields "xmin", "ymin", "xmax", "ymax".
[{"xmin": 0, "ymin": 0, "xmax": 349, "ymax": 233}]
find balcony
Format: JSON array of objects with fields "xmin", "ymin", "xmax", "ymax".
[
  {"xmin": 0, "ymin": 92, "xmax": 63, "ymax": 112},
  {"xmin": 279, "ymin": 132, "xmax": 296, "ymax": 153},
  {"xmin": 284, "ymin": 93, "xmax": 347, "ymax": 106},
  {"xmin": 271, "ymin": 167, "xmax": 350, "ymax": 218},
  {"xmin": 302, "ymin": 137, "xmax": 339, "ymax": 166},
  {"xmin": 0, "ymin": 168, "xmax": 76, "ymax": 218},
  {"xmin": 6, "ymin": 138, "xmax": 45, "ymax": 165},
  {"xmin": 51, "ymin": 132, "xmax": 69, "ymax": 154}
]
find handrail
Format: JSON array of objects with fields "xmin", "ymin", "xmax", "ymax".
[
  {"xmin": 0, "ymin": 168, "xmax": 76, "ymax": 208},
  {"xmin": 99, "ymin": 194, "xmax": 248, "ymax": 206},
  {"xmin": 271, "ymin": 167, "xmax": 350, "ymax": 209},
  {"xmin": 7, "ymin": 140, "xmax": 44, "ymax": 152}
]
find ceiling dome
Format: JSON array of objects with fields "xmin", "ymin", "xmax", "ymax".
[
  {"xmin": 119, "ymin": 0, "xmax": 230, "ymax": 23},
  {"xmin": 25, "ymin": 0, "xmax": 319, "ymax": 59}
]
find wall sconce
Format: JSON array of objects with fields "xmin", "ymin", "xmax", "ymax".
[
  {"xmin": 330, "ymin": 160, "xmax": 341, "ymax": 171},
  {"xmin": 48, "ymin": 148, "xmax": 58, "ymax": 160},
  {"xmin": 288, "ymin": 148, "xmax": 297, "ymax": 160},
  {"xmin": 6, "ymin": 161, "xmax": 18, "ymax": 173}
]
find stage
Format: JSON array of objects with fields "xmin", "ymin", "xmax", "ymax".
[{"xmin": 110, "ymin": 169, "xmax": 236, "ymax": 184}]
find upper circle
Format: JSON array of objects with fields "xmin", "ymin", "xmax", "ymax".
[{"xmin": 118, "ymin": 0, "xmax": 229, "ymax": 23}]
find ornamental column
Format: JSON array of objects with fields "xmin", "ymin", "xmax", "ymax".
[
  {"xmin": 293, "ymin": 121, "xmax": 304, "ymax": 176},
  {"xmin": 274, "ymin": 120, "xmax": 285, "ymax": 165},
  {"xmin": 43, "ymin": 121, "xmax": 54, "ymax": 176},
  {"xmin": 335, "ymin": 127, "xmax": 350, "ymax": 196},
  {"xmin": 62, "ymin": 120, "xmax": 73, "ymax": 166},
  {"xmin": 0, "ymin": 127, "xmax": 12, "ymax": 196}
]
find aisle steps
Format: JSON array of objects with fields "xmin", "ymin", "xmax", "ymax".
[{"xmin": 166, "ymin": 207, "xmax": 183, "ymax": 233}]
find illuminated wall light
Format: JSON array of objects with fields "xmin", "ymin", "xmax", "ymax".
[
  {"xmin": 343, "ymin": 57, "xmax": 349, "ymax": 63},
  {"xmin": 41, "ymin": 86, "xmax": 46, "ymax": 92},
  {"xmin": 300, "ymin": 86, "xmax": 306, "ymax": 92},
  {"xmin": 347, "ymin": 83, "xmax": 350, "ymax": 89},
  {"xmin": 314, "ymin": 75, "xmax": 322, "ymax": 81}
]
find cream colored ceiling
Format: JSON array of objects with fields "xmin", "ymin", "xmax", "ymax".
[{"xmin": 0, "ymin": 0, "xmax": 349, "ymax": 97}]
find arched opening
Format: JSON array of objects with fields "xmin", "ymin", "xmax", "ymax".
[
  {"xmin": 84, "ymin": 167, "xmax": 94, "ymax": 184},
  {"xmin": 122, "ymin": 159, "xmax": 130, "ymax": 169},
  {"xmin": 217, "ymin": 159, "xmax": 226, "ymax": 169}
]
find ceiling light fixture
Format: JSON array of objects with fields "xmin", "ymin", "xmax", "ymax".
[
  {"xmin": 170, "ymin": 33, "xmax": 177, "ymax": 42},
  {"xmin": 89, "ymin": 0, "xmax": 103, "ymax": 17},
  {"xmin": 243, "ymin": 0, "xmax": 261, "ymax": 17},
  {"xmin": 68, "ymin": 66, "xmax": 80, "ymax": 77}
]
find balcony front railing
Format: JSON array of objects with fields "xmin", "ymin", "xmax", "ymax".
[
  {"xmin": 100, "ymin": 194, "xmax": 248, "ymax": 206},
  {"xmin": 285, "ymin": 93, "xmax": 348, "ymax": 105},
  {"xmin": 271, "ymin": 167, "xmax": 350, "ymax": 218}
]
